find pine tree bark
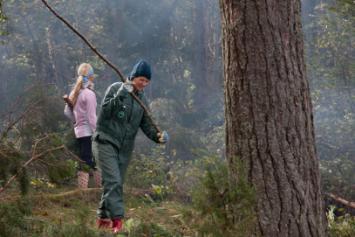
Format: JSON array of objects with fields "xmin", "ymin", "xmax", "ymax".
[{"xmin": 219, "ymin": 0, "xmax": 326, "ymax": 236}]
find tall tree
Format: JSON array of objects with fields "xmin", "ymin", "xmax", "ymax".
[
  {"xmin": 192, "ymin": 0, "xmax": 222, "ymax": 112},
  {"xmin": 219, "ymin": 1, "xmax": 326, "ymax": 236},
  {"xmin": 192, "ymin": 0, "xmax": 208, "ymax": 108}
]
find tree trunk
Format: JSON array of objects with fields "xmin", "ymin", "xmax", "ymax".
[
  {"xmin": 46, "ymin": 26, "xmax": 60, "ymax": 86},
  {"xmin": 192, "ymin": 0, "xmax": 208, "ymax": 109},
  {"xmin": 219, "ymin": 0, "xmax": 326, "ymax": 236}
]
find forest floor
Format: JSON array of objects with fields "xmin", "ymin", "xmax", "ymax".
[{"xmin": 0, "ymin": 184, "xmax": 196, "ymax": 237}]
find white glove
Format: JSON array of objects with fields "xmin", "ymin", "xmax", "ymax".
[
  {"xmin": 158, "ymin": 131, "xmax": 169, "ymax": 143},
  {"xmin": 123, "ymin": 82, "xmax": 134, "ymax": 93}
]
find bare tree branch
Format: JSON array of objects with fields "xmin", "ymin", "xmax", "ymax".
[
  {"xmin": 62, "ymin": 145, "xmax": 85, "ymax": 163},
  {"xmin": 31, "ymin": 134, "xmax": 50, "ymax": 158},
  {"xmin": 40, "ymin": 0, "xmax": 161, "ymax": 133},
  {"xmin": 0, "ymin": 145, "xmax": 65, "ymax": 195},
  {"xmin": 326, "ymin": 192, "xmax": 355, "ymax": 209}
]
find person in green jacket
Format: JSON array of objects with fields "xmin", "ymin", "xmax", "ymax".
[{"xmin": 93, "ymin": 60, "xmax": 168, "ymax": 233}]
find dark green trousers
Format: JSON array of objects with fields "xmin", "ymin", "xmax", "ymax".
[{"xmin": 92, "ymin": 140, "xmax": 131, "ymax": 219}]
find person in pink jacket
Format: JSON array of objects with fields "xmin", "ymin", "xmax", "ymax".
[{"xmin": 67, "ymin": 63, "xmax": 99, "ymax": 189}]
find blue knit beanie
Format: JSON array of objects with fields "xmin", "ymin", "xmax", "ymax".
[{"xmin": 129, "ymin": 60, "xmax": 152, "ymax": 80}]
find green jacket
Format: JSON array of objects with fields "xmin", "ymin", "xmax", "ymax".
[{"xmin": 94, "ymin": 82, "xmax": 159, "ymax": 150}]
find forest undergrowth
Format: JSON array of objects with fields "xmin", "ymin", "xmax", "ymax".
[{"xmin": 0, "ymin": 145, "xmax": 258, "ymax": 237}]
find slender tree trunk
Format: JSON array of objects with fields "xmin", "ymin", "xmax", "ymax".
[
  {"xmin": 22, "ymin": 14, "xmax": 47, "ymax": 83},
  {"xmin": 219, "ymin": 0, "xmax": 326, "ymax": 236},
  {"xmin": 192, "ymin": 0, "xmax": 208, "ymax": 109},
  {"xmin": 193, "ymin": 0, "xmax": 223, "ymax": 111},
  {"xmin": 46, "ymin": 26, "xmax": 59, "ymax": 86},
  {"xmin": 205, "ymin": 0, "xmax": 223, "ymax": 92}
]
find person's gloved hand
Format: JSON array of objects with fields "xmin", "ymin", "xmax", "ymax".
[
  {"xmin": 158, "ymin": 131, "xmax": 169, "ymax": 143},
  {"xmin": 123, "ymin": 81, "xmax": 134, "ymax": 93}
]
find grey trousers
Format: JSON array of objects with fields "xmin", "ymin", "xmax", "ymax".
[{"xmin": 92, "ymin": 140, "xmax": 130, "ymax": 219}]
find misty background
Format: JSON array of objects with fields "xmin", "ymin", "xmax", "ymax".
[{"xmin": 0, "ymin": 0, "xmax": 354, "ymax": 200}]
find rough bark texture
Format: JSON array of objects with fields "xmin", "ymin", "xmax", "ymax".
[{"xmin": 219, "ymin": 0, "xmax": 326, "ymax": 236}]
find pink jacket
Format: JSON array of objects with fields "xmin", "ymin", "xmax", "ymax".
[{"xmin": 73, "ymin": 88, "xmax": 97, "ymax": 138}]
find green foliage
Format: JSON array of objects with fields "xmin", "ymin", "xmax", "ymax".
[
  {"xmin": 0, "ymin": 0, "xmax": 5, "ymax": 19},
  {"xmin": 17, "ymin": 85, "xmax": 69, "ymax": 150},
  {"xmin": 0, "ymin": 142, "xmax": 29, "ymax": 195},
  {"xmin": 126, "ymin": 148, "xmax": 228, "ymax": 203},
  {"xmin": 18, "ymin": 167, "xmax": 29, "ymax": 195},
  {"xmin": 0, "ymin": 198, "xmax": 32, "ymax": 237},
  {"xmin": 0, "ymin": 1, "xmax": 353, "ymax": 236},
  {"xmin": 304, "ymin": 0, "xmax": 355, "ymax": 204},
  {"xmin": 320, "ymin": 157, "xmax": 355, "ymax": 200},
  {"xmin": 125, "ymin": 218, "xmax": 177, "ymax": 237},
  {"xmin": 40, "ymin": 205, "xmax": 100, "ymax": 237},
  {"xmin": 0, "ymin": 0, "xmax": 7, "ymax": 37},
  {"xmin": 305, "ymin": 2, "xmax": 355, "ymax": 205},
  {"xmin": 47, "ymin": 160, "xmax": 76, "ymax": 185},
  {"xmin": 190, "ymin": 158, "xmax": 256, "ymax": 237},
  {"xmin": 0, "ymin": 198, "xmax": 103, "ymax": 237},
  {"xmin": 28, "ymin": 132, "xmax": 76, "ymax": 186},
  {"xmin": 1, "ymin": 0, "xmax": 223, "ymax": 163},
  {"xmin": 126, "ymin": 146, "xmax": 170, "ymax": 189},
  {"xmin": 327, "ymin": 206, "xmax": 355, "ymax": 237},
  {"xmin": 330, "ymin": 0, "xmax": 355, "ymax": 19},
  {"xmin": 0, "ymin": 84, "xmax": 80, "ymax": 193}
]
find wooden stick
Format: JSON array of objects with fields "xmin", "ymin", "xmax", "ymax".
[
  {"xmin": 63, "ymin": 146, "xmax": 85, "ymax": 163},
  {"xmin": 40, "ymin": 0, "xmax": 161, "ymax": 133},
  {"xmin": 326, "ymin": 192, "xmax": 355, "ymax": 209},
  {"xmin": 63, "ymin": 94, "xmax": 73, "ymax": 109},
  {"xmin": 40, "ymin": 0, "xmax": 125, "ymax": 81}
]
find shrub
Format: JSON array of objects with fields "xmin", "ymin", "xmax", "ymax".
[
  {"xmin": 190, "ymin": 158, "xmax": 256, "ymax": 237},
  {"xmin": 126, "ymin": 147, "xmax": 170, "ymax": 189},
  {"xmin": 0, "ymin": 198, "xmax": 32, "ymax": 237},
  {"xmin": 327, "ymin": 205, "xmax": 355, "ymax": 237},
  {"xmin": 125, "ymin": 218, "xmax": 177, "ymax": 237},
  {"xmin": 40, "ymin": 206, "xmax": 100, "ymax": 237}
]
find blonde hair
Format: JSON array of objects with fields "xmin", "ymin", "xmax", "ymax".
[{"xmin": 69, "ymin": 63, "xmax": 94, "ymax": 106}]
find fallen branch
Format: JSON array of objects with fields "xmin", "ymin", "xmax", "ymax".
[
  {"xmin": 40, "ymin": 0, "xmax": 124, "ymax": 81},
  {"xmin": 0, "ymin": 188, "xmax": 102, "ymax": 203},
  {"xmin": 0, "ymin": 145, "xmax": 65, "ymax": 195},
  {"xmin": 31, "ymin": 134, "xmax": 50, "ymax": 158},
  {"xmin": 326, "ymin": 192, "xmax": 355, "ymax": 209},
  {"xmin": 63, "ymin": 146, "xmax": 85, "ymax": 163},
  {"xmin": 41, "ymin": 188, "xmax": 102, "ymax": 199},
  {"xmin": 40, "ymin": 0, "xmax": 161, "ymax": 133}
]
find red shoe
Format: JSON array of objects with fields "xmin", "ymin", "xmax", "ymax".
[
  {"xmin": 112, "ymin": 218, "xmax": 123, "ymax": 234},
  {"xmin": 97, "ymin": 218, "xmax": 111, "ymax": 229}
]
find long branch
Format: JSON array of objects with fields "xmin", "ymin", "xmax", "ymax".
[
  {"xmin": 31, "ymin": 134, "xmax": 50, "ymax": 158},
  {"xmin": 40, "ymin": 0, "xmax": 124, "ymax": 81},
  {"xmin": 40, "ymin": 0, "xmax": 161, "ymax": 132},
  {"xmin": 326, "ymin": 192, "xmax": 355, "ymax": 209},
  {"xmin": 63, "ymin": 146, "xmax": 85, "ymax": 163}
]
